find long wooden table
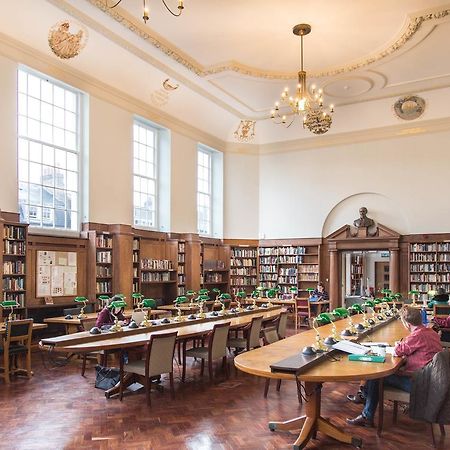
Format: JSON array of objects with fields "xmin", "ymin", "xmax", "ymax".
[
  {"xmin": 43, "ymin": 309, "xmax": 166, "ymax": 334},
  {"xmin": 235, "ymin": 315, "xmax": 408, "ymax": 449}
]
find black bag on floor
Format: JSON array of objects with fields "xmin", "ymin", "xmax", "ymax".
[{"xmin": 94, "ymin": 365, "xmax": 120, "ymax": 390}]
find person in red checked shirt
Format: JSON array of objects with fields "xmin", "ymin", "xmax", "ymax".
[{"xmin": 346, "ymin": 306, "xmax": 442, "ymax": 427}]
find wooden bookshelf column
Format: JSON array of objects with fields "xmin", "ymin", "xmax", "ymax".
[{"xmin": 230, "ymin": 245, "xmax": 258, "ymax": 295}]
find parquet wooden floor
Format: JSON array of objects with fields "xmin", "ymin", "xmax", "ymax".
[{"xmin": 1, "ymin": 331, "xmax": 449, "ymax": 450}]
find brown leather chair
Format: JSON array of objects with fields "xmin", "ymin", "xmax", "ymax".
[{"xmin": 0, "ymin": 319, "xmax": 33, "ymax": 384}]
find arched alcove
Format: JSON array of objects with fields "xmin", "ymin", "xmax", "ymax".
[{"xmin": 321, "ymin": 192, "xmax": 409, "ymax": 237}]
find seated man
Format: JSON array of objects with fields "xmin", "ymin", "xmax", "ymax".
[
  {"xmin": 346, "ymin": 306, "xmax": 442, "ymax": 427},
  {"xmin": 428, "ymin": 287, "xmax": 449, "ymax": 309},
  {"xmin": 310, "ymin": 282, "xmax": 329, "ymax": 302}
]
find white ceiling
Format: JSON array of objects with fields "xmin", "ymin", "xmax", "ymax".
[{"xmin": 1, "ymin": 0, "xmax": 450, "ymax": 145}]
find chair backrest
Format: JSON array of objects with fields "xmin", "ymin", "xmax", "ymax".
[
  {"xmin": 277, "ymin": 311, "xmax": 288, "ymax": 339},
  {"xmin": 80, "ymin": 317, "xmax": 97, "ymax": 332},
  {"xmin": 209, "ymin": 322, "xmax": 231, "ymax": 360},
  {"xmin": 146, "ymin": 331, "xmax": 178, "ymax": 378},
  {"xmin": 131, "ymin": 310, "xmax": 147, "ymax": 324},
  {"xmin": 4, "ymin": 319, "xmax": 33, "ymax": 346},
  {"xmin": 63, "ymin": 307, "xmax": 81, "ymax": 316},
  {"xmin": 434, "ymin": 304, "xmax": 450, "ymax": 317},
  {"xmin": 247, "ymin": 315, "xmax": 264, "ymax": 349},
  {"xmin": 263, "ymin": 327, "xmax": 279, "ymax": 345}
]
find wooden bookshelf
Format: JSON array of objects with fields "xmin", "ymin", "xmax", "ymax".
[
  {"xmin": 350, "ymin": 253, "xmax": 363, "ymax": 296},
  {"xmin": 409, "ymin": 241, "xmax": 450, "ymax": 301},
  {"xmin": 258, "ymin": 246, "xmax": 278, "ymax": 290},
  {"xmin": 177, "ymin": 240, "xmax": 186, "ymax": 296},
  {"xmin": 1, "ymin": 212, "xmax": 28, "ymax": 319},
  {"xmin": 230, "ymin": 246, "xmax": 258, "ymax": 294},
  {"xmin": 132, "ymin": 236, "xmax": 140, "ymax": 294},
  {"xmin": 201, "ymin": 240, "xmax": 230, "ymax": 297}
]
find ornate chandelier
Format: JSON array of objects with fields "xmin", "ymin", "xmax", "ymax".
[
  {"xmin": 271, "ymin": 24, "xmax": 334, "ymax": 135},
  {"xmin": 106, "ymin": 0, "xmax": 185, "ymax": 23}
]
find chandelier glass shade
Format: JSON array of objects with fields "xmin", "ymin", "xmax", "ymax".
[
  {"xmin": 271, "ymin": 24, "xmax": 334, "ymax": 135},
  {"xmin": 106, "ymin": 0, "xmax": 185, "ymax": 23}
]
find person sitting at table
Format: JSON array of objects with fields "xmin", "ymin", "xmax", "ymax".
[
  {"xmin": 95, "ymin": 295, "xmax": 127, "ymax": 329},
  {"xmin": 427, "ymin": 287, "xmax": 449, "ymax": 309},
  {"xmin": 309, "ymin": 282, "xmax": 329, "ymax": 302},
  {"xmin": 346, "ymin": 305, "xmax": 442, "ymax": 427}
]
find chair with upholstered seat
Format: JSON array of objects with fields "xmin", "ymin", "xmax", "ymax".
[
  {"xmin": 182, "ymin": 321, "xmax": 230, "ymax": 383},
  {"xmin": 0, "ymin": 319, "xmax": 33, "ymax": 384},
  {"xmin": 119, "ymin": 331, "xmax": 178, "ymax": 406},
  {"xmin": 80, "ymin": 317, "xmax": 106, "ymax": 376},
  {"xmin": 227, "ymin": 315, "xmax": 263, "ymax": 352}
]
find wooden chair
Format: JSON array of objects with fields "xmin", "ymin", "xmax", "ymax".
[
  {"xmin": 119, "ymin": 331, "xmax": 178, "ymax": 406},
  {"xmin": 0, "ymin": 319, "xmax": 33, "ymax": 384},
  {"xmin": 80, "ymin": 317, "xmax": 106, "ymax": 376},
  {"xmin": 295, "ymin": 298, "xmax": 312, "ymax": 329},
  {"xmin": 227, "ymin": 315, "xmax": 263, "ymax": 352},
  {"xmin": 277, "ymin": 311, "xmax": 288, "ymax": 339},
  {"xmin": 182, "ymin": 321, "xmax": 230, "ymax": 383}
]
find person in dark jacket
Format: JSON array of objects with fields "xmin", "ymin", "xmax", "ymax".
[
  {"xmin": 95, "ymin": 295, "xmax": 127, "ymax": 328},
  {"xmin": 346, "ymin": 306, "xmax": 442, "ymax": 427},
  {"xmin": 428, "ymin": 287, "xmax": 449, "ymax": 309}
]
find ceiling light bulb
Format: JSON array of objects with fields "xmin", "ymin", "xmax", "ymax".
[
  {"xmin": 330, "ymin": 104, "xmax": 334, "ymax": 113},
  {"xmin": 298, "ymin": 98, "xmax": 306, "ymax": 111}
]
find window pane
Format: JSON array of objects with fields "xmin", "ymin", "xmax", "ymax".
[{"xmin": 41, "ymin": 81, "xmax": 53, "ymax": 104}]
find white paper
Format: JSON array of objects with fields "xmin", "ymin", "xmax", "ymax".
[
  {"xmin": 36, "ymin": 265, "xmax": 51, "ymax": 297},
  {"xmin": 333, "ymin": 340, "xmax": 370, "ymax": 355},
  {"xmin": 63, "ymin": 266, "xmax": 77, "ymax": 295},
  {"xmin": 361, "ymin": 342, "xmax": 390, "ymax": 347},
  {"xmin": 386, "ymin": 347, "xmax": 396, "ymax": 356},
  {"xmin": 51, "ymin": 266, "xmax": 64, "ymax": 296},
  {"xmin": 38, "ymin": 250, "xmax": 55, "ymax": 266},
  {"xmin": 68, "ymin": 252, "xmax": 77, "ymax": 267},
  {"xmin": 57, "ymin": 255, "xmax": 68, "ymax": 266}
]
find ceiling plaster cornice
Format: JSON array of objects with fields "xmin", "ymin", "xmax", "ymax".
[
  {"xmin": 84, "ymin": 1, "xmax": 450, "ymax": 80},
  {"xmin": 0, "ymin": 32, "xmax": 226, "ymax": 153}
]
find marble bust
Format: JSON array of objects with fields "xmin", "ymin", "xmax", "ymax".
[{"xmin": 353, "ymin": 207, "xmax": 375, "ymax": 228}]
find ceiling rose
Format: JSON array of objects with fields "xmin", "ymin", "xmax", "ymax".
[{"xmin": 393, "ymin": 95, "xmax": 425, "ymax": 121}]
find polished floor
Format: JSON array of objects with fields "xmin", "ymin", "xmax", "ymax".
[{"xmin": 1, "ymin": 340, "xmax": 448, "ymax": 450}]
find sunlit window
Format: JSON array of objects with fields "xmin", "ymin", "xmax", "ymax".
[{"xmin": 197, "ymin": 148, "xmax": 212, "ymax": 235}]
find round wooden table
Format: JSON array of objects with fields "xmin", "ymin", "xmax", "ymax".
[{"xmin": 234, "ymin": 316, "xmax": 408, "ymax": 449}]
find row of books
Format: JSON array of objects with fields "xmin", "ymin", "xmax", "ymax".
[
  {"xmin": 204, "ymin": 273, "xmax": 223, "ymax": 283},
  {"xmin": 299, "ymin": 274, "xmax": 319, "ymax": 282},
  {"xmin": 230, "ymin": 277, "xmax": 257, "ymax": 286},
  {"xmin": 178, "ymin": 242, "xmax": 185, "ymax": 253},
  {"xmin": 231, "ymin": 258, "xmax": 256, "ymax": 267},
  {"xmin": 96, "ymin": 281, "xmax": 112, "ymax": 293},
  {"xmin": 133, "ymin": 239, "xmax": 140, "ymax": 250},
  {"xmin": 3, "ymin": 225, "xmax": 26, "ymax": 240},
  {"xmin": 298, "ymin": 264, "xmax": 319, "ymax": 273},
  {"xmin": 3, "ymin": 292, "xmax": 25, "ymax": 305},
  {"xmin": 258, "ymin": 246, "xmax": 307, "ymax": 256},
  {"xmin": 231, "ymin": 248, "xmax": 257, "ymax": 258},
  {"xmin": 141, "ymin": 259, "xmax": 173, "ymax": 270},
  {"xmin": 96, "ymin": 235, "xmax": 112, "ymax": 248},
  {"xmin": 178, "ymin": 254, "xmax": 185, "ymax": 263},
  {"xmin": 411, "ymin": 253, "xmax": 436, "ymax": 262},
  {"xmin": 3, "ymin": 261, "xmax": 25, "ymax": 275},
  {"xmin": 279, "ymin": 267, "xmax": 297, "ymax": 276},
  {"xmin": 132, "ymin": 252, "xmax": 139, "ymax": 263},
  {"xmin": 177, "ymin": 265, "xmax": 185, "ymax": 274},
  {"xmin": 259, "ymin": 273, "xmax": 278, "ymax": 281},
  {"xmin": 410, "ymin": 243, "xmax": 436, "ymax": 252},
  {"xmin": 259, "ymin": 265, "xmax": 277, "ymax": 273},
  {"xmin": 410, "ymin": 274, "xmax": 437, "ymax": 282},
  {"xmin": 410, "ymin": 263, "xmax": 435, "ymax": 272},
  {"xmin": 97, "ymin": 266, "xmax": 112, "ymax": 277},
  {"xmin": 3, "ymin": 277, "xmax": 25, "ymax": 290},
  {"xmin": 97, "ymin": 251, "xmax": 112, "ymax": 263},
  {"xmin": 279, "ymin": 276, "xmax": 297, "ymax": 284},
  {"xmin": 177, "ymin": 274, "xmax": 185, "ymax": 284},
  {"xmin": 231, "ymin": 268, "xmax": 257, "ymax": 276},
  {"xmin": 142, "ymin": 272, "xmax": 171, "ymax": 282},
  {"xmin": 3, "ymin": 240, "xmax": 26, "ymax": 255}
]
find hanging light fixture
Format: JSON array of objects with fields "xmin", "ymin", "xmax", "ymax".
[
  {"xmin": 105, "ymin": 0, "xmax": 185, "ymax": 24},
  {"xmin": 271, "ymin": 24, "xmax": 334, "ymax": 135}
]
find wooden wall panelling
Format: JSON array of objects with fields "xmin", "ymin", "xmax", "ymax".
[
  {"xmin": 111, "ymin": 224, "xmax": 134, "ymax": 301},
  {"xmin": 184, "ymin": 234, "xmax": 201, "ymax": 292}
]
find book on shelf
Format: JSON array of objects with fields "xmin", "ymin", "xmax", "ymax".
[
  {"xmin": 141, "ymin": 259, "xmax": 173, "ymax": 270},
  {"xmin": 96, "ymin": 234, "xmax": 113, "ymax": 248},
  {"xmin": 3, "ymin": 225, "xmax": 26, "ymax": 240}
]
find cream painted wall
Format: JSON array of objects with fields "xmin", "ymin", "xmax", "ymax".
[
  {"xmin": 170, "ymin": 131, "xmax": 198, "ymax": 233},
  {"xmin": 223, "ymin": 151, "xmax": 259, "ymax": 238},
  {"xmin": 259, "ymin": 130, "xmax": 450, "ymax": 238},
  {"xmin": 0, "ymin": 54, "xmax": 18, "ymax": 213},
  {"xmin": 88, "ymin": 97, "xmax": 133, "ymax": 225}
]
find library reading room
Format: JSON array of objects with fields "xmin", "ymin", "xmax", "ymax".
[{"xmin": 2, "ymin": 1, "xmax": 450, "ymax": 449}]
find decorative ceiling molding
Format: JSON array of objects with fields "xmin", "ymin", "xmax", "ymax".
[{"xmin": 86, "ymin": 1, "xmax": 450, "ymax": 80}]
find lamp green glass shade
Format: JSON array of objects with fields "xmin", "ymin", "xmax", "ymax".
[
  {"xmin": 199, "ymin": 289, "xmax": 209, "ymax": 295},
  {"xmin": 131, "ymin": 293, "xmax": 143, "ymax": 299},
  {"xmin": 267, "ymin": 289, "xmax": 277, "ymax": 299},
  {"xmin": 274, "ymin": 286, "xmax": 280, "ymax": 292},
  {"xmin": 142, "ymin": 298, "xmax": 156, "ymax": 309},
  {"xmin": 74, "ymin": 296, "xmax": 87, "ymax": 303},
  {"xmin": 175, "ymin": 296, "xmax": 188, "ymax": 304},
  {"xmin": 212, "ymin": 288, "xmax": 221, "ymax": 294},
  {"xmin": 251, "ymin": 290, "xmax": 258, "ymax": 297},
  {"xmin": 198, "ymin": 295, "xmax": 210, "ymax": 301},
  {"xmin": 362, "ymin": 300, "xmax": 375, "ymax": 308},
  {"xmin": 306, "ymin": 288, "xmax": 315, "ymax": 293},
  {"xmin": 373, "ymin": 299, "xmax": 382, "ymax": 304},
  {"xmin": 0, "ymin": 300, "xmax": 19, "ymax": 308},
  {"xmin": 186, "ymin": 290, "xmax": 196, "ymax": 296},
  {"xmin": 219, "ymin": 293, "xmax": 231, "ymax": 300},
  {"xmin": 408, "ymin": 290, "xmax": 419, "ymax": 295},
  {"xmin": 109, "ymin": 300, "xmax": 127, "ymax": 309},
  {"xmin": 317, "ymin": 312, "xmax": 334, "ymax": 324},
  {"xmin": 393, "ymin": 293, "xmax": 402, "ymax": 299},
  {"xmin": 350, "ymin": 304, "xmax": 363, "ymax": 313},
  {"xmin": 98, "ymin": 295, "xmax": 110, "ymax": 300},
  {"xmin": 315, "ymin": 317, "xmax": 329, "ymax": 327},
  {"xmin": 380, "ymin": 289, "xmax": 392, "ymax": 295},
  {"xmin": 236, "ymin": 291, "xmax": 247, "ymax": 298},
  {"xmin": 289, "ymin": 286, "xmax": 298, "ymax": 292},
  {"xmin": 256, "ymin": 286, "xmax": 265, "ymax": 291},
  {"xmin": 332, "ymin": 307, "xmax": 348, "ymax": 318}
]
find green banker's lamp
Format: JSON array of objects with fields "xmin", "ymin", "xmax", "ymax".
[
  {"xmin": 196, "ymin": 294, "xmax": 210, "ymax": 319},
  {"xmin": 289, "ymin": 286, "xmax": 298, "ymax": 299},
  {"xmin": 324, "ymin": 313, "xmax": 341, "ymax": 346},
  {"xmin": 0, "ymin": 300, "xmax": 19, "ymax": 322},
  {"xmin": 141, "ymin": 298, "xmax": 156, "ymax": 327},
  {"xmin": 256, "ymin": 286, "xmax": 265, "ymax": 300},
  {"xmin": 132, "ymin": 293, "xmax": 143, "ymax": 309},
  {"xmin": 74, "ymin": 296, "xmax": 88, "ymax": 319},
  {"xmin": 306, "ymin": 287, "xmax": 315, "ymax": 298},
  {"xmin": 341, "ymin": 307, "xmax": 358, "ymax": 336},
  {"xmin": 267, "ymin": 288, "xmax": 277, "ymax": 308},
  {"xmin": 361, "ymin": 300, "xmax": 375, "ymax": 327},
  {"xmin": 174, "ymin": 296, "xmax": 188, "ymax": 322},
  {"xmin": 274, "ymin": 286, "xmax": 281, "ymax": 299},
  {"xmin": 235, "ymin": 291, "xmax": 246, "ymax": 312},
  {"xmin": 108, "ymin": 299, "xmax": 127, "ymax": 332},
  {"xmin": 217, "ymin": 293, "xmax": 231, "ymax": 315},
  {"xmin": 302, "ymin": 317, "xmax": 328, "ymax": 354},
  {"xmin": 98, "ymin": 295, "xmax": 110, "ymax": 308},
  {"xmin": 186, "ymin": 290, "xmax": 197, "ymax": 307},
  {"xmin": 409, "ymin": 290, "xmax": 419, "ymax": 305}
]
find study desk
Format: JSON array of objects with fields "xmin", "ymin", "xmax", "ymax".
[
  {"xmin": 244, "ymin": 298, "xmax": 295, "ymax": 307},
  {"xmin": 234, "ymin": 315, "xmax": 408, "ymax": 449},
  {"xmin": 43, "ymin": 309, "xmax": 165, "ymax": 334}
]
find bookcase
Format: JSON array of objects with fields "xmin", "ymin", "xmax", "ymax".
[
  {"xmin": 258, "ymin": 243, "xmax": 320, "ymax": 297},
  {"xmin": 132, "ymin": 236, "xmax": 140, "ymax": 294},
  {"xmin": 230, "ymin": 246, "xmax": 258, "ymax": 294},
  {"xmin": 177, "ymin": 240, "xmax": 186, "ymax": 296},
  {"xmin": 350, "ymin": 253, "xmax": 363, "ymax": 296},
  {"xmin": 409, "ymin": 241, "xmax": 450, "ymax": 301},
  {"xmin": 201, "ymin": 240, "xmax": 230, "ymax": 297},
  {"xmin": 1, "ymin": 214, "xmax": 28, "ymax": 319}
]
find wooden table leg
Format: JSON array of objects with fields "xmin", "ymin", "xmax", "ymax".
[
  {"xmin": 268, "ymin": 381, "xmax": 362, "ymax": 450},
  {"xmin": 105, "ymin": 373, "xmax": 137, "ymax": 399}
]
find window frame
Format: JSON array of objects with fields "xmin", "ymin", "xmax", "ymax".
[
  {"xmin": 132, "ymin": 118, "xmax": 159, "ymax": 230},
  {"xmin": 17, "ymin": 66, "xmax": 84, "ymax": 233},
  {"xmin": 197, "ymin": 146, "xmax": 213, "ymax": 237}
]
